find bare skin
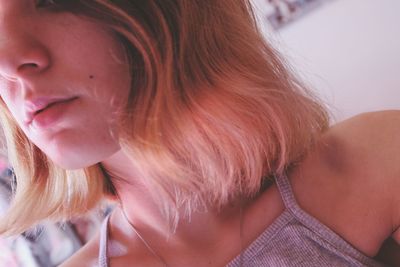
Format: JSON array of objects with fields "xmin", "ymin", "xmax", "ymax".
[
  {"xmin": 0, "ymin": 2, "xmax": 398, "ymax": 266},
  {"xmin": 60, "ymin": 110, "xmax": 400, "ymax": 267}
]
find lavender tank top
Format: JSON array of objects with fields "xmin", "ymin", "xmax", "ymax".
[{"xmin": 98, "ymin": 174, "xmax": 387, "ymax": 266}]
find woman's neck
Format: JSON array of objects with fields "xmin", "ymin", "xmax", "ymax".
[
  {"xmin": 100, "ymin": 148, "xmax": 284, "ymax": 266},
  {"xmin": 101, "ymin": 149, "xmax": 242, "ymax": 241}
]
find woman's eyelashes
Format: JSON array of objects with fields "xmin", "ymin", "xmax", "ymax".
[
  {"xmin": 34, "ymin": 0, "xmax": 68, "ymax": 12},
  {"xmin": 35, "ymin": 0, "xmax": 56, "ymax": 8}
]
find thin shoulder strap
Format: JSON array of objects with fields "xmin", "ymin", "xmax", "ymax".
[
  {"xmin": 274, "ymin": 173, "xmax": 300, "ymax": 212},
  {"xmin": 98, "ymin": 213, "xmax": 111, "ymax": 267}
]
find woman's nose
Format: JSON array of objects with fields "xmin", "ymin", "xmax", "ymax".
[{"xmin": 0, "ymin": 36, "xmax": 51, "ymax": 81}]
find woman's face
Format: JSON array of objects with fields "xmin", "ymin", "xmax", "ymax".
[{"xmin": 0, "ymin": 1, "xmax": 131, "ymax": 169}]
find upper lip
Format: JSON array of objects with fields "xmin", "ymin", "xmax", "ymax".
[{"xmin": 24, "ymin": 96, "xmax": 77, "ymax": 124}]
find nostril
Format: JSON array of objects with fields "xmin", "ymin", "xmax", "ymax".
[
  {"xmin": 17, "ymin": 62, "xmax": 40, "ymax": 74},
  {"xmin": 22, "ymin": 63, "xmax": 39, "ymax": 68}
]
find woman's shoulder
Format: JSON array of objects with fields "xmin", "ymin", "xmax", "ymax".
[
  {"xmin": 333, "ymin": 110, "xmax": 400, "ymax": 240},
  {"xmin": 295, "ymin": 110, "xmax": 400, "ymax": 178},
  {"xmin": 329, "ymin": 110, "xmax": 400, "ymax": 161},
  {"xmin": 316, "ymin": 109, "xmax": 400, "ymax": 186},
  {"xmin": 289, "ymin": 110, "xmax": 400, "ymax": 256}
]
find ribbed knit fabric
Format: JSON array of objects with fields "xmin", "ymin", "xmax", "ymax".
[
  {"xmin": 98, "ymin": 174, "xmax": 387, "ymax": 267},
  {"xmin": 98, "ymin": 212, "xmax": 110, "ymax": 267}
]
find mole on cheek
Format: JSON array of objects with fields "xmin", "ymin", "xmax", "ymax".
[{"xmin": 89, "ymin": 75, "xmax": 95, "ymax": 79}]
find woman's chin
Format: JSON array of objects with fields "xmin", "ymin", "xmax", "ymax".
[{"xmin": 54, "ymin": 161, "xmax": 90, "ymax": 171}]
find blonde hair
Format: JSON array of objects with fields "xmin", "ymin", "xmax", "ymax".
[{"xmin": 0, "ymin": 0, "xmax": 329, "ymax": 235}]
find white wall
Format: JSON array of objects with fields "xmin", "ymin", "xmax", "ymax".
[{"xmin": 252, "ymin": 0, "xmax": 400, "ymax": 121}]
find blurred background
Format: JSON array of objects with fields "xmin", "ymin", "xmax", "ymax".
[
  {"xmin": 253, "ymin": 0, "xmax": 400, "ymax": 122},
  {"xmin": 1, "ymin": 0, "xmax": 399, "ymax": 266}
]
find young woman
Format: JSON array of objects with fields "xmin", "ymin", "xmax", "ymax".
[{"xmin": 0, "ymin": 1, "xmax": 398, "ymax": 266}]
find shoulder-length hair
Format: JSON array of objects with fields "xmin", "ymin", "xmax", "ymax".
[{"xmin": 0, "ymin": 0, "xmax": 329, "ymax": 235}]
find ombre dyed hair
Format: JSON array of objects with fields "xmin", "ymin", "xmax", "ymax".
[{"xmin": 0, "ymin": 0, "xmax": 329, "ymax": 235}]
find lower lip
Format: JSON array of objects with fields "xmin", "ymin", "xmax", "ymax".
[{"xmin": 31, "ymin": 97, "xmax": 78, "ymax": 130}]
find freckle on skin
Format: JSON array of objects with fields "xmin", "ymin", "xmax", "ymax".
[{"xmin": 89, "ymin": 75, "xmax": 94, "ymax": 79}]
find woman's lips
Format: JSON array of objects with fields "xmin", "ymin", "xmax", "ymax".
[{"xmin": 29, "ymin": 97, "xmax": 79, "ymax": 129}]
